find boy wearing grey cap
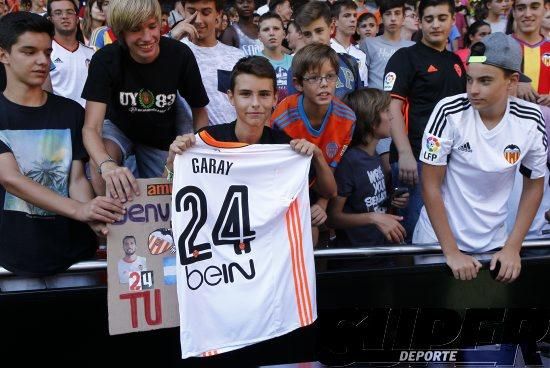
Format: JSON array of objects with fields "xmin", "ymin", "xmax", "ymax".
[{"xmin": 413, "ymin": 32, "xmax": 547, "ymax": 283}]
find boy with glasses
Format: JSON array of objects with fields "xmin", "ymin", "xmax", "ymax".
[{"xmin": 271, "ymin": 44, "xmax": 356, "ymax": 245}]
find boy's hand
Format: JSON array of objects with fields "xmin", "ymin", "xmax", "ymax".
[
  {"xmin": 170, "ymin": 12, "xmax": 198, "ymax": 41},
  {"xmin": 290, "ymin": 139, "xmax": 319, "ymax": 157},
  {"xmin": 390, "ymin": 192, "xmax": 409, "ymax": 208},
  {"xmin": 310, "ymin": 204, "xmax": 327, "ymax": 226},
  {"xmin": 75, "ymin": 196, "xmax": 125, "ymax": 224},
  {"xmin": 490, "ymin": 247, "xmax": 521, "ymax": 283},
  {"xmin": 445, "ymin": 250, "xmax": 482, "ymax": 280},
  {"xmin": 167, "ymin": 134, "xmax": 196, "ymax": 171},
  {"xmin": 398, "ymin": 153, "xmax": 418, "ymax": 185},
  {"xmin": 371, "ymin": 213, "xmax": 406, "ymax": 243},
  {"xmin": 88, "ymin": 221, "xmax": 109, "ymax": 237},
  {"xmin": 101, "ymin": 162, "xmax": 140, "ymax": 202}
]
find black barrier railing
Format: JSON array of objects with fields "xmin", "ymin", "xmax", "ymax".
[{"xmin": 1, "ymin": 239, "xmax": 549, "ymax": 276}]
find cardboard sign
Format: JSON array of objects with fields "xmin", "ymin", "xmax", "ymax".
[{"xmin": 107, "ymin": 178, "xmax": 179, "ymax": 335}]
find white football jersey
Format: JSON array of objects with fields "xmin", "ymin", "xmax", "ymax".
[
  {"xmin": 172, "ymin": 135, "xmax": 316, "ymax": 358},
  {"xmin": 50, "ymin": 40, "xmax": 94, "ymax": 107},
  {"xmin": 414, "ymin": 94, "xmax": 547, "ymax": 252}
]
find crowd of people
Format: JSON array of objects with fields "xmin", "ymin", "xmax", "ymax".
[{"xmin": 0, "ymin": 0, "xmax": 548, "ymax": 283}]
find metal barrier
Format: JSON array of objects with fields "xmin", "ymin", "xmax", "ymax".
[{"xmin": 1, "ymin": 239, "xmax": 549, "ymax": 276}]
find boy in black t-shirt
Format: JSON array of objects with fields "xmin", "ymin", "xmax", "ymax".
[
  {"xmin": 383, "ymin": 0, "xmax": 466, "ymax": 241},
  {"xmin": 0, "ymin": 12, "xmax": 124, "ymax": 276},
  {"xmin": 82, "ymin": 0, "xmax": 209, "ymax": 203}
]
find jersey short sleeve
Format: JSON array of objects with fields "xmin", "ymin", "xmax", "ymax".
[
  {"xmin": 520, "ymin": 108, "xmax": 547, "ymax": 179},
  {"xmin": 419, "ymin": 97, "xmax": 458, "ymax": 166},
  {"xmin": 383, "ymin": 48, "xmax": 413, "ymax": 98},
  {"xmin": 334, "ymin": 154, "xmax": 354, "ymax": 197},
  {"xmin": 177, "ymin": 43, "xmax": 209, "ymax": 109}
]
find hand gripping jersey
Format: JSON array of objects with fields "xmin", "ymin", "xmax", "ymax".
[{"xmin": 172, "ymin": 135, "xmax": 316, "ymax": 358}]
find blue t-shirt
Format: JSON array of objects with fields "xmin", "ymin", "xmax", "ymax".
[
  {"xmin": 334, "ymin": 147, "xmax": 388, "ymax": 247},
  {"xmin": 257, "ymin": 52, "xmax": 293, "ymax": 103}
]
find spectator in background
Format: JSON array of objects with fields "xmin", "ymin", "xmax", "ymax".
[
  {"xmin": 48, "ymin": 0, "xmax": 94, "ymax": 107},
  {"xmin": 81, "ymin": 0, "xmax": 208, "ymax": 200},
  {"xmin": 217, "ymin": 10, "xmax": 230, "ymax": 39},
  {"xmin": 269, "ymin": 0, "xmax": 292, "ymax": 28},
  {"xmin": 511, "ymin": 0, "xmax": 549, "ymax": 106},
  {"xmin": 257, "ymin": 13, "xmax": 292, "ymax": 102},
  {"xmin": 227, "ymin": 6, "xmax": 239, "ymax": 23},
  {"xmin": 253, "ymin": 12, "xmax": 260, "ymax": 26},
  {"xmin": 89, "ymin": 0, "xmax": 116, "ymax": 50},
  {"xmin": 356, "ymin": 12, "xmax": 379, "ymax": 41},
  {"xmin": 542, "ymin": 5, "xmax": 550, "ymax": 38},
  {"xmin": 271, "ymin": 44, "xmax": 356, "ymax": 245},
  {"xmin": 81, "ymin": 0, "xmax": 106, "ymax": 45},
  {"xmin": 179, "ymin": 0, "xmax": 245, "ymax": 126},
  {"xmin": 414, "ymin": 33, "xmax": 546, "ymax": 283},
  {"xmin": 483, "ymin": 0, "xmax": 509, "ymax": 33},
  {"xmin": 29, "ymin": 0, "xmax": 46, "ymax": 15},
  {"xmin": 289, "ymin": 1, "xmax": 362, "ymax": 98},
  {"xmin": 383, "ymin": 0, "xmax": 466, "ymax": 242},
  {"xmin": 0, "ymin": 0, "xmax": 7, "ymax": 17},
  {"xmin": 0, "ymin": 12, "xmax": 124, "ymax": 276},
  {"xmin": 361, "ymin": 0, "xmax": 414, "ymax": 90},
  {"xmin": 286, "ymin": 20, "xmax": 305, "ymax": 54},
  {"xmin": 401, "ymin": 6, "xmax": 419, "ymax": 40},
  {"xmin": 221, "ymin": 0, "xmax": 263, "ymax": 55},
  {"xmin": 168, "ymin": 0, "xmax": 185, "ymax": 28},
  {"xmin": 455, "ymin": 20, "xmax": 490, "ymax": 66},
  {"xmin": 330, "ymin": 0, "xmax": 369, "ymax": 86},
  {"xmin": 328, "ymin": 88, "xmax": 408, "ymax": 247}
]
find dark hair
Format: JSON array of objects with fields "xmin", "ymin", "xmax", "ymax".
[
  {"xmin": 230, "ymin": 56, "xmax": 277, "ymax": 92},
  {"xmin": 463, "ymin": 20, "xmax": 489, "ymax": 47},
  {"xmin": 46, "ymin": 0, "xmax": 78, "ymax": 16},
  {"xmin": 268, "ymin": 0, "xmax": 289, "ymax": 12},
  {"xmin": 258, "ymin": 11, "xmax": 284, "ymax": 27},
  {"xmin": 380, "ymin": 0, "xmax": 406, "ymax": 15},
  {"xmin": 330, "ymin": 0, "xmax": 357, "ymax": 19},
  {"xmin": 417, "ymin": 0, "xmax": 454, "ymax": 18},
  {"xmin": 357, "ymin": 12, "xmax": 377, "ymax": 23},
  {"xmin": 291, "ymin": 43, "xmax": 339, "ymax": 82},
  {"xmin": 341, "ymin": 88, "xmax": 391, "ymax": 147},
  {"xmin": 122, "ymin": 235, "xmax": 136, "ymax": 244},
  {"xmin": 0, "ymin": 12, "xmax": 54, "ymax": 52},
  {"xmin": 182, "ymin": 0, "xmax": 225, "ymax": 12},
  {"xmin": 295, "ymin": 1, "xmax": 332, "ymax": 28},
  {"xmin": 287, "ymin": 19, "xmax": 301, "ymax": 32}
]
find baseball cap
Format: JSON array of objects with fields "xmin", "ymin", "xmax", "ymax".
[{"xmin": 467, "ymin": 32, "xmax": 531, "ymax": 83}]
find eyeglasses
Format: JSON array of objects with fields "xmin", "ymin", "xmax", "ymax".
[
  {"xmin": 51, "ymin": 9, "xmax": 77, "ymax": 17},
  {"xmin": 302, "ymin": 73, "xmax": 338, "ymax": 85},
  {"xmin": 405, "ymin": 13, "xmax": 418, "ymax": 19}
]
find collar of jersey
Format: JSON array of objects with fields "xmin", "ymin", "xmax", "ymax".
[
  {"xmin": 198, "ymin": 130, "xmax": 249, "ymax": 148},
  {"xmin": 297, "ymin": 94, "xmax": 333, "ymax": 137}
]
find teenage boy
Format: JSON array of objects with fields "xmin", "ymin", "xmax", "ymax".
[
  {"xmin": 383, "ymin": 0, "xmax": 466, "ymax": 241},
  {"xmin": 180, "ymin": 0, "xmax": 245, "ymax": 126},
  {"xmin": 257, "ymin": 12, "xmax": 292, "ymax": 102},
  {"xmin": 361, "ymin": 0, "xmax": 414, "ymax": 90},
  {"xmin": 268, "ymin": 0, "xmax": 292, "ymax": 28},
  {"xmin": 286, "ymin": 20, "xmax": 305, "ymax": 54},
  {"xmin": 221, "ymin": 0, "xmax": 263, "ymax": 56},
  {"xmin": 165, "ymin": 56, "xmax": 336, "ymax": 203},
  {"xmin": 0, "ymin": 12, "xmax": 124, "ymax": 276},
  {"xmin": 271, "ymin": 44, "xmax": 356, "ymax": 244},
  {"xmin": 511, "ymin": 0, "xmax": 549, "ymax": 106},
  {"xmin": 484, "ymin": 0, "xmax": 508, "ymax": 33},
  {"xmin": 82, "ymin": 0, "xmax": 209, "ymax": 202},
  {"xmin": 48, "ymin": 0, "xmax": 94, "ymax": 107},
  {"xmin": 414, "ymin": 33, "xmax": 546, "ymax": 283},
  {"xmin": 330, "ymin": 0, "xmax": 369, "ymax": 86},
  {"xmin": 289, "ymin": 0, "xmax": 362, "ymax": 98}
]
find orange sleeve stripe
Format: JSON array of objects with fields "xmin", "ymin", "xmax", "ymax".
[
  {"xmin": 198, "ymin": 131, "xmax": 249, "ymax": 148},
  {"xmin": 390, "ymin": 93, "xmax": 407, "ymax": 102}
]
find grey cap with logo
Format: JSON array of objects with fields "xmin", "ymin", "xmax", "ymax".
[{"xmin": 467, "ymin": 32, "xmax": 531, "ymax": 83}]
